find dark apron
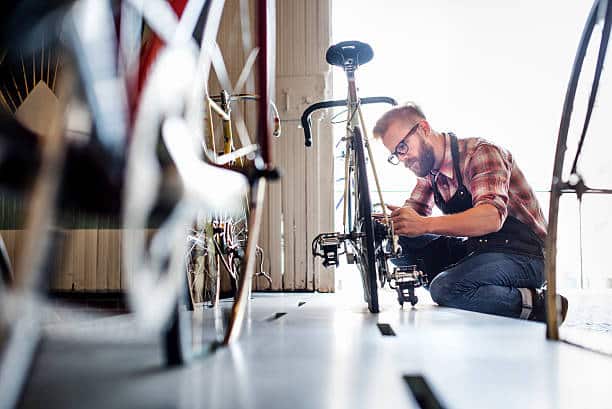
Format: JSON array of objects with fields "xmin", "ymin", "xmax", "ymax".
[{"xmin": 401, "ymin": 132, "xmax": 544, "ymax": 283}]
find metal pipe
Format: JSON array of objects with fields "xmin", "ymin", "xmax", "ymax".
[{"xmin": 224, "ymin": 178, "xmax": 267, "ymax": 345}]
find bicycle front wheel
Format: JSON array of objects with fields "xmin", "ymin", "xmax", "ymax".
[{"xmin": 352, "ymin": 127, "xmax": 379, "ymax": 313}]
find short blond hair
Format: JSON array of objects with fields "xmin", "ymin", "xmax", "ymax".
[{"xmin": 372, "ymin": 102, "xmax": 426, "ymax": 139}]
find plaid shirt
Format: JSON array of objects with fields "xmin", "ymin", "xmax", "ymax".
[{"xmin": 405, "ymin": 133, "xmax": 547, "ymax": 240}]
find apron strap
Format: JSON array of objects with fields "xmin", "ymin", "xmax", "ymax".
[{"xmin": 448, "ymin": 132, "xmax": 464, "ymax": 187}]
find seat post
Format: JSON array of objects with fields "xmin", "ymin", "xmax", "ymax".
[{"xmin": 346, "ymin": 67, "xmax": 359, "ymax": 119}]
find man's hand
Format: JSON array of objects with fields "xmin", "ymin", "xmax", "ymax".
[{"xmin": 387, "ymin": 204, "xmax": 429, "ymax": 237}]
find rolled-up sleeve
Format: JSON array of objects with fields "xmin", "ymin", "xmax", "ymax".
[
  {"xmin": 466, "ymin": 144, "xmax": 512, "ymax": 224},
  {"xmin": 404, "ymin": 177, "xmax": 434, "ymax": 216}
]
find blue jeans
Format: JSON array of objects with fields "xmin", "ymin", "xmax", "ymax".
[{"xmin": 392, "ymin": 235, "xmax": 545, "ymax": 319}]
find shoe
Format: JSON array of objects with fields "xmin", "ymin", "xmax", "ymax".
[{"xmin": 529, "ymin": 288, "xmax": 568, "ymax": 324}]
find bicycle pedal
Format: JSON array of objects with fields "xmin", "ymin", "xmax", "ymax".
[
  {"xmin": 391, "ymin": 265, "xmax": 425, "ymax": 284},
  {"xmin": 319, "ymin": 234, "xmax": 341, "ymax": 267},
  {"xmin": 391, "ymin": 265, "xmax": 426, "ymax": 307}
]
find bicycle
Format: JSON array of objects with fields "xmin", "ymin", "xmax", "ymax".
[
  {"xmin": 186, "ymin": 90, "xmax": 278, "ymax": 308},
  {"xmin": 122, "ymin": 0, "xmax": 279, "ymax": 364},
  {"xmin": 0, "ymin": 2, "xmax": 278, "ymax": 407},
  {"xmin": 301, "ymin": 41, "xmax": 427, "ymax": 312},
  {"xmin": 545, "ymin": 0, "xmax": 612, "ymax": 342},
  {"xmin": 0, "ymin": 1, "xmax": 130, "ymax": 407}
]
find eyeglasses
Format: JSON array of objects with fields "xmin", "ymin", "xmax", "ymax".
[{"xmin": 387, "ymin": 122, "xmax": 420, "ymax": 165}]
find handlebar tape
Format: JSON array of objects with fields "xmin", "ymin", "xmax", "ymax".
[{"xmin": 301, "ymin": 96, "xmax": 398, "ymax": 147}]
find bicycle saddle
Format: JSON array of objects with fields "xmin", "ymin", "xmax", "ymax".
[{"xmin": 325, "ymin": 41, "xmax": 373, "ymax": 68}]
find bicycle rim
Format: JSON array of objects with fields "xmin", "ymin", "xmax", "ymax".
[{"xmin": 352, "ymin": 127, "xmax": 379, "ymax": 313}]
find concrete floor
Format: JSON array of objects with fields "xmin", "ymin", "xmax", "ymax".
[{"xmin": 17, "ymin": 285, "xmax": 612, "ymax": 409}]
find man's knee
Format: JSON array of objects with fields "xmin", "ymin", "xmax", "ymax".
[{"xmin": 429, "ymin": 273, "xmax": 454, "ymax": 306}]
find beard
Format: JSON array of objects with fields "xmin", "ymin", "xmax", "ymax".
[{"xmin": 404, "ymin": 140, "xmax": 435, "ymax": 177}]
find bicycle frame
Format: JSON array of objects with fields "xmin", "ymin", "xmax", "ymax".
[
  {"xmin": 343, "ymin": 67, "xmax": 393, "ymax": 233},
  {"xmin": 189, "ymin": 90, "xmax": 274, "ymax": 307},
  {"xmin": 301, "ymin": 41, "xmax": 398, "ymax": 313},
  {"xmin": 302, "ymin": 95, "xmax": 397, "ymax": 218},
  {"xmin": 205, "ymin": 93, "xmax": 280, "ymax": 159},
  {"xmin": 302, "ymin": 94, "xmax": 397, "ymax": 246},
  {"xmin": 303, "ymin": 41, "xmax": 431, "ymax": 310}
]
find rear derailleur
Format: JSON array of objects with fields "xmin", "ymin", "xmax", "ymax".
[{"xmin": 372, "ymin": 219, "xmax": 428, "ymax": 307}]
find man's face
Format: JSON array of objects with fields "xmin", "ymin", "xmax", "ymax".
[{"xmin": 382, "ymin": 119, "xmax": 435, "ymax": 177}]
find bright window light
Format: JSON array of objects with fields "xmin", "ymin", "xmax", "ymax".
[{"xmin": 331, "ymin": 1, "xmax": 609, "ymax": 289}]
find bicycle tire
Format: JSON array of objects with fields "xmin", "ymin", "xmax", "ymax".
[
  {"xmin": 544, "ymin": 0, "xmax": 602, "ymax": 339},
  {"xmin": 352, "ymin": 126, "xmax": 379, "ymax": 313}
]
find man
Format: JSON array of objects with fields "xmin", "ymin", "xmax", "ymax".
[{"xmin": 372, "ymin": 103, "xmax": 568, "ymax": 322}]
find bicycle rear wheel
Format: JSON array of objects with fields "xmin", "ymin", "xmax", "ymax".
[{"xmin": 352, "ymin": 126, "xmax": 379, "ymax": 313}]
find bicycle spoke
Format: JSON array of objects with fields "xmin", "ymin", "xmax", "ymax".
[{"xmin": 234, "ymin": 48, "xmax": 260, "ymax": 92}]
